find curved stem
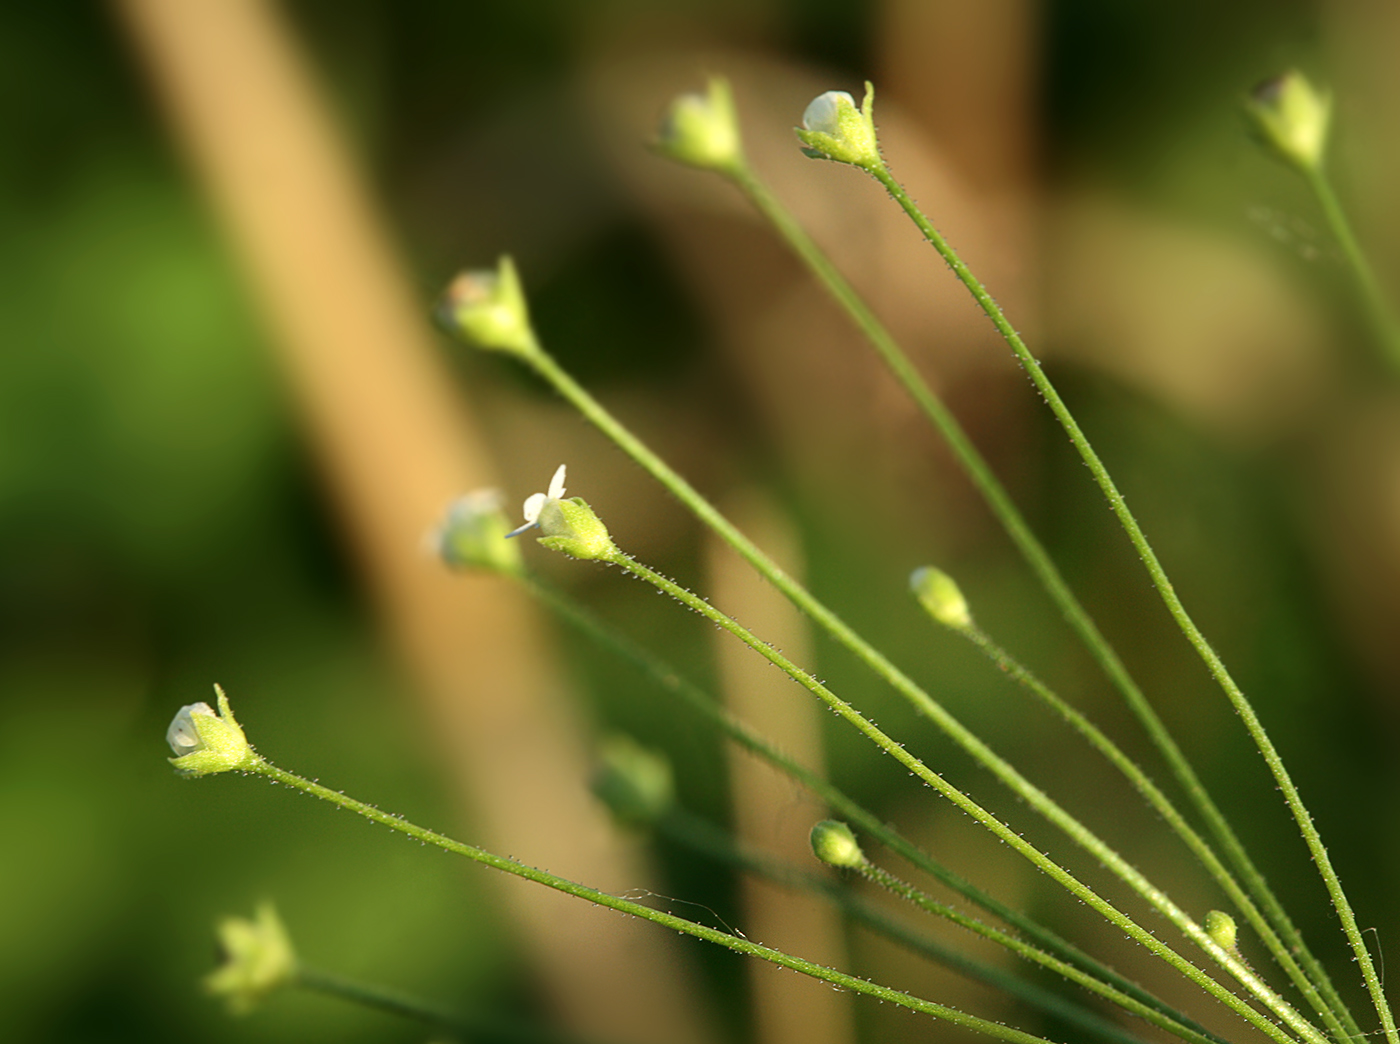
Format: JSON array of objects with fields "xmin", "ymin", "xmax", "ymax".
[
  {"xmin": 661, "ymin": 809, "xmax": 1190, "ymax": 1044},
  {"xmin": 726, "ymin": 158, "xmax": 1361, "ymax": 1044},
  {"xmin": 606, "ymin": 549, "xmax": 1321, "ymax": 1044},
  {"xmin": 237, "ymin": 758, "xmax": 1062, "ymax": 1044},
  {"xmin": 864, "ymin": 156, "xmax": 1391, "ymax": 1044},
  {"xmin": 522, "ymin": 574, "xmax": 1213, "ymax": 1038}
]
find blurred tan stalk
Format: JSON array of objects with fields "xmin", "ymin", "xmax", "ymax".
[
  {"xmin": 112, "ymin": 2, "xmax": 708, "ymax": 1041},
  {"xmin": 707, "ymin": 491, "xmax": 854, "ymax": 1044}
]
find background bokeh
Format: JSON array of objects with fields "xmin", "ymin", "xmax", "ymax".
[{"xmin": 4, "ymin": 2, "xmax": 1400, "ymax": 1043}]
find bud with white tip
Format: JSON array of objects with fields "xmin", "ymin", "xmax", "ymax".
[
  {"xmin": 1246, "ymin": 71, "xmax": 1331, "ymax": 173},
  {"xmin": 656, "ymin": 77, "xmax": 744, "ymax": 175},
  {"xmin": 167, "ymin": 685, "xmax": 260, "ymax": 777},
  {"xmin": 910, "ymin": 566, "xmax": 973, "ymax": 632},
  {"xmin": 794, "ymin": 83, "xmax": 882, "ymax": 170},
  {"xmin": 437, "ymin": 256, "xmax": 538, "ymax": 357},
  {"xmin": 430, "ymin": 489, "xmax": 523, "ymax": 575},
  {"xmin": 810, "ymin": 819, "xmax": 866, "ymax": 869}
]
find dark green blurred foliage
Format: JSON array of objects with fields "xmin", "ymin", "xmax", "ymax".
[{"xmin": 6, "ymin": 2, "xmax": 1400, "ymax": 1043}]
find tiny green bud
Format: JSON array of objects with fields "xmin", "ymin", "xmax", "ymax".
[
  {"xmin": 1204, "ymin": 910, "xmax": 1238, "ymax": 953},
  {"xmin": 205, "ymin": 902, "xmax": 298, "ymax": 1015},
  {"xmin": 909, "ymin": 567, "xmax": 973, "ymax": 631},
  {"xmin": 430, "ymin": 489, "xmax": 523, "ymax": 575},
  {"xmin": 508, "ymin": 464, "xmax": 619, "ymax": 561},
  {"xmin": 794, "ymin": 83, "xmax": 882, "ymax": 170},
  {"xmin": 437, "ymin": 255, "xmax": 538, "ymax": 356},
  {"xmin": 167, "ymin": 685, "xmax": 260, "ymax": 777},
  {"xmin": 656, "ymin": 77, "xmax": 744, "ymax": 175},
  {"xmin": 1246, "ymin": 71, "xmax": 1331, "ymax": 173},
  {"xmin": 592, "ymin": 734, "xmax": 675, "ymax": 825},
  {"xmin": 810, "ymin": 819, "xmax": 865, "ymax": 869}
]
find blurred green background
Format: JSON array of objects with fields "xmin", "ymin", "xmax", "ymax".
[{"xmin": 4, "ymin": 2, "xmax": 1400, "ymax": 1043}]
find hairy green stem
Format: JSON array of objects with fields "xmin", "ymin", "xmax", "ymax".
[
  {"xmin": 1303, "ymin": 166, "xmax": 1400, "ymax": 374},
  {"xmin": 235, "ymin": 758, "xmax": 1060, "ymax": 1044},
  {"xmin": 521, "ymin": 574, "xmax": 1212, "ymax": 1038},
  {"xmin": 604, "ymin": 548, "xmax": 1320, "ymax": 1044},
  {"xmin": 863, "ymin": 156, "xmax": 1390, "ymax": 1044},
  {"xmin": 725, "ymin": 156, "xmax": 1360, "ymax": 1043},
  {"xmin": 956, "ymin": 622, "xmax": 1353, "ymax": 1044},
  {"xmin": 662, "ymin": 808, "xmax": 1213, "ymax": 1044}
]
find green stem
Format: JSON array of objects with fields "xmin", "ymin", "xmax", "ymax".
[
  {"xmin": 1304, "ymin": 165, "xmax": 1400, "ymax": 374},
  {"xmin": 237, "ymin": 758, "xmax": 1061, "ymax": 1044},
  {"xmin": 728, "ymin": 157, "xmax": 1361, "ymax": 1043},
  {"xmin": 958, "ymin": 623, "xmax": 1353, "ymax": 1044},
  {"xmin": 606, "ymin": 549, "xmax": 1320, "ymax": 1044},
  {"xmin": 297, "ymin": 965, "xmax": 586, "ymax": 1044},
  {"xmin": 864, "ymin": 156, "xmax": 1391, "ymax": 1044},
  {"xmin": 521, "ymin": 574, "xmax": 1211, "ymax": 1038},
  {"xmin": 662, "ymin": 809, "xmax": 1213, "ymax": 1044}
]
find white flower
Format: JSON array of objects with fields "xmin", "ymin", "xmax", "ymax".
[
  {"xmin": 168, "ymin": 701, "xmax": 213, "ymax": 756},
  {"xmin": 508, "ymin": 464, "xmax": 567, "ymax": 538},
  {"xmin": 802, "ymin": 90, "xmax": 853, "ymax": 136}
]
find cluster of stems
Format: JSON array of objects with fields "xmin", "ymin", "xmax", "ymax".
[{"xmin": 182, "ymin": 73, "xmax": 1400, "ymax": 1044}]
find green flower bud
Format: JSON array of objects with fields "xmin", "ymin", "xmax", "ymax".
[
  {"xmin": 910, "ymin": 567, "xmax": 973, "ymax": 631},
  {"xmin": 430, "ymin": 489, "xmax": 523, "ymax": 575},
  {"xmin": 167, "ymin": 685, "xmax": 260, "ymax": 777},
  {"xmin": 1204, "ymin": 910, "xmax": 1238, "ymax": 953},
  {"xmin": 205, "ymin": 902, "xmax": 298, "ymax": 1015},
  {"xmin": 810, "ymin": 819, "xmax": 865, "ymax": 869},
  {"xmin": 1246, "ymin": 71, "xmax": 1331, "ymax": 173},
  {"xmin": 437, "ymin": 256, "xmax": 538, "ymax": 357},
  {"xmin": 794, "ymin": 83, "xmax": 882, "ymax": 170},
  {"xmin": 655, "ymin": 77, "xmax": 744, "ymax": 175},
  {"xmin": 591, "ymin": 734, "xmax": 675, "ymax": 826}
]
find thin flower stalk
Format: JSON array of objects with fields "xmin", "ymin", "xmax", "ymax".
[
  {"xmin": 236, "ymin": 759, "xmax": 1065, "ymax": 1044},
  {"xmin": 717, "ymin": 153, "xmax": 1359, "ymax": 1042},
  {"xmin": 932, "ymin": 614, "xmax": 1356, "ymax": 1044},
  {"xmin": 520, "ymin": 574, "xmax": 1210, "ymax": 1037},
  {"xmin": 662, "ymin": 808, "xmax": 1218, "ymax": 1044},
  {"xmin": 1301, "ymin": 165, "xmax": 1400, "ymax": 374},
  {"xmin": 600, "ymin": 546, "xmax": 1325, "ymax": 1044},
  {"xmin": 860, "ymin": 154, "xmax": 1392, "ymax": 1044}
]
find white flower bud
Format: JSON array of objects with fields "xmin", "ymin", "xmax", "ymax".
[
  {"xmin": 167, "ymin": 686, "xmax": 259, "ymax": 777},
  {"xmin": 437, "ymin": 256, "xmax": 538, "ymax": 357},
  {"xmin": 794, "ymin": 83, "xmax": 882, "ymax": 169},
  {"xmin": 656, "ymin": 78, "xmax": 744, "ymax": 174}
]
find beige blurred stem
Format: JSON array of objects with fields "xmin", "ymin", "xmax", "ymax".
[
  {"xmin": 706, "ymin": 491, "xmax": 855, "ymax": 1044},
  {"xmin": 112, "ymin": 2, "xmax": 708, "ymax": 1041}
]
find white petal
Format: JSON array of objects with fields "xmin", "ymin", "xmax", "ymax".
[
  {"xmin": 547, "ymin": 464, "xmax": 567, "ymax": 501},
  {"xmin": 802, "ymin": 91, "xmax": 852, "ymax": 135},
  {"xmin": 521, "ymin": 492, "xmax": 547, "ymax": 523},
  {"xmin": 167, "ymin": 701, "xmax": 213, "ymax": 755}
]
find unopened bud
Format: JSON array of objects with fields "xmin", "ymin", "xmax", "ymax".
[
  {"xmin": 910, "ymin": 567, "xmax": 973, "ymax": 631},
  {"xmin": 656, "ymin": 78, "xmax": 744, "ymax": 175},
  {"xmin": 794, "ymin": 84, "xmax": 882, "ymax": 170},
  {"xmin": 1204, "ymin": 910, "xmax": 1239, "ymax": 954},
  {"xmin": 438, "ymin": 256, "xmax": 538, "ymax": 356},
  {"xmin": 592, "ymin": 735, "xmax": 674, "ymax": 825},
  {"xmin": 430, "ymin": 489, "xmax": 522, "ymax": 575},
  {"xmin": 810, "ymin": 819, "xmax": 865, "ymax": 869},
  {"xmin": 1246, "ymin": 71, "xmax": 1331, "ymax": 173},
  {"xmin": 167, "ymin": 686, "xmax": 259, "ymax": 777}
]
